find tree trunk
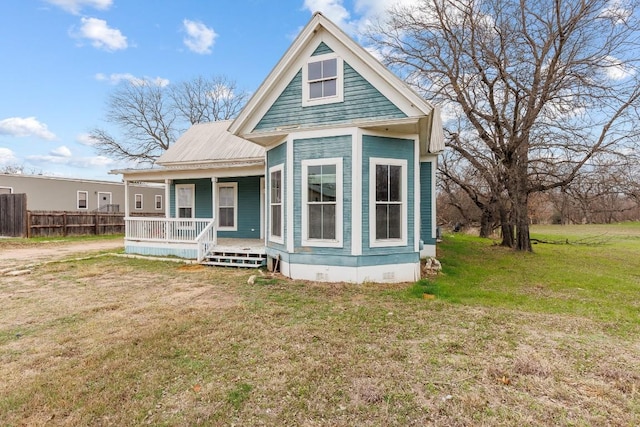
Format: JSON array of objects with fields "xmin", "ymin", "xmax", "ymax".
[
  {"xmin": 499, "ymin": 205, "xmax": 514, "ymax": 247},
  {"xmin": 479, "ymin": 207, "xmax": 493, "ymax": 238}
]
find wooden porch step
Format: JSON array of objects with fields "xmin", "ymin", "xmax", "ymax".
[{"xmin": 202, "ymin": 250, "xmax": 266, "ymax": 268}]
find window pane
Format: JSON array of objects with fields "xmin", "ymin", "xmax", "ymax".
[
  {"xmin": 309, "ymin": 81, "xmax": 323, "ymax": 99},
  {"xmin": 376, "ymin": 204, "xmax": 388, "ymax": 240},
  {"xmin": 376, "ymin": 165, "xmax": 388, "ymax": 202},
  {"xmin": 323, "ymin": 204, "xmax": 336, "ymax": 239},
  {"xmin": 388, "ymin": 204, "xmax": 401, "ymax": 238},
  {"xmin": 219, "ymin": 207, "xmax": 234, "ymax": 227},
  {"xmin": 271, "ymin": 205, "xmax": 281, "ymax": 237},
  {"xmin": 323, "ymin": 79, "xmax": 337, "ymax": 97},
  {"xmin": 177, "ymin": 187, "xmax": 192, "ymax": 207},
  {"xmin": 323, "ymin": 58, "xmax": 337, "ymax": 78},
  {"xmin": 308, "ymin": 165, "xmax": 321, "ymax": 202},
  {"xmin": 179, "ymin": 207, "xmax": 192, "ymax": 218},
  {"xmin": 389, "ymin": 165, "xmax": 401, "ymax": 202},
  {"xmin": 219, "ymin": 186, "xmax": 234, "ymax": 207},
  {"xmin": 321, "ymin": 164, "xmax": 336, "ymax": 202},
  {"xmin": 308, "ymin": 204, "xmax": 322, "ymax": 239},
  {"xmin": 271, "ymin": 170, "xmax": 281, "ymax": 203},
  {"xmin": 308, "ymin": 61, "xmax": 322, "ymax": 80}
]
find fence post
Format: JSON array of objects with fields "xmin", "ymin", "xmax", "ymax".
[
  {"xmin": 26, "ymin": 211, "xmax": 31, "ymax": 238},
  {"xmin": 63, "ymin": 212, "xmax": 67, "ymax": 237},
  {"xmin": 95, "ymin": 213, "xmax": 99, "ymax": 235}
]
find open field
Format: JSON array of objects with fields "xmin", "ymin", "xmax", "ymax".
[{"xmin": 0, "ymin": 225, "xmax": 638, "ymax": 425}]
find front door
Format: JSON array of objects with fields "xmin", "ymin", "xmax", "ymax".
[{"xmin": 97, "ymin": 192, "xmax": 112, "ymax": 211}]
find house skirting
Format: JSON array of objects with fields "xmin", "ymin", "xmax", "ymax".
[
  {"xmin": 267, "ymin": 249, "xmax": 421, "ymax": 283},
  {"xmin": 420, "ymin": 243, "xmax": 437, "ymax": 258},
  {"xmin": 125, "ymin": 240, "xmax": 198, "ymax": 259}
]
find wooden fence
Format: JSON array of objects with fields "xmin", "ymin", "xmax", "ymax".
[
  {"xmin": 24, "ymin": 211, "xmax": 162, "ymax": 238},
  {"xmin": 0, "ymin": 194, "xmax": 28, "ymax": 237}
]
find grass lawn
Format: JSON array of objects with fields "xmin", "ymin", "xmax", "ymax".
[{"xmin": 0, "ymin": 224, "xmax": 638, "ymax": 426}]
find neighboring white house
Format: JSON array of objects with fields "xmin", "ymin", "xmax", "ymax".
[
  {"xmin": 0, "ymin": 174, "xmax": 165, "ymax": 214},
  {"xmin": 112, "ymin": 12, "xmax": 444, "ymax": 283}
]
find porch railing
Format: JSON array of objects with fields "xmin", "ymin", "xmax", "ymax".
[
  {"xmin": 125, "ymin": 217, "xmax": 216, "ymax": 243},
  {"xmin": 196, "ymin": 219, "xmax": 217, "ymax": 262}
]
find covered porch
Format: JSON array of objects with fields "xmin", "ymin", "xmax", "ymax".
[{"xmin": 124, "ymin": 216, "xmax": 266, "ymax": 266}]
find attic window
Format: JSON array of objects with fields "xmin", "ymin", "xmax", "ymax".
[{"xmin": 302, "ymin": 53, "xmax": 343, "ymax": 107}]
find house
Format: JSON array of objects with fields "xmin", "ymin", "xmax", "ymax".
[
  {"xmin": 0, "ymin": 173, "xmax": 164, "ymax": 214},
  {"xmin": 113, "ymin": 12, "xmax": 443, "ymax": 283}
]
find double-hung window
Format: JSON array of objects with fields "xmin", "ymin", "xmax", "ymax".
[
  {"xmin": 176, "ymin": 184, "xmax": 194, "ymax": 218},
  {"xmin": 77, "ymin": 191, "xmax": 88, "ymax": 210},
  {"xmin": 217, "ymin": 183, "xmax": 237, "ymax": 231},
  {"xmin": 134, "ymin": 194, "xmax": 143, "ymax": 210},
  {"xmin": 302, "ymin": 158, "xmax": 342, "ymax": 247},
  {"xmin": 302, "ymin": 53, "xmax": 343, "ymax": 106},
  {"xmin": 269, "ymin": 165, "xmax": 283, "ymax": 243},
  {"xmin": 155, "ymin": 195, "xmax": 162, "ymax": 210},
  {"xmin": 370, "ymin": 158, "xmax": 407, "ymax": 247}
]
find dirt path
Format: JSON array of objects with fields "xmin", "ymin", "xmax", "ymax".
[{"xmin": 0, "ymin": 239, "xmax": 124, "ymax": 267}]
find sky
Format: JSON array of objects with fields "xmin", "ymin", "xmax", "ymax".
[{"xmin": 0, "ymin": 0, "xmax": 419, "ymax": 181}]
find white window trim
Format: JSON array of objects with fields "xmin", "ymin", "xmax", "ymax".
[
  {"xmin": 175, "ymin": 184, "xmax": 195, "ymax": 218},
  {"xmin": 217, "ymin": 182, "xmax": 238, "ymax": 232},
  {"xmin": 134, "ymin": 194, "xmax": 143, "ymax": 210},
  {"xmin": 155, "ymin": 194, "xmax": 163, "ymax": 210},
  {"xmin": 77, "ymin": 190, "xmax": 88, "ymax": 210},
  {"xmin": 269, "ymin": 164, "xmax": 284, "ymax": 244},
  {"xmin": 301, "ymin": 157, "xmax": 343, "ymax": 248},
  {"xmin": 369, "ymin": 157, "xmax": 408, "ymax": 248},
  {"xmin": 302, "ymin": 53, "xmax": 344, "ymax": 107},
  {"xmin": 0, "ymin": 186, "xmax": 13, "ymax": 194}
]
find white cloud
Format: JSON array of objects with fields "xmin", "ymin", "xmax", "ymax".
[
  {"xmin": 603, "ymin": 55, "xmax": 636, "ymax": 80},
  {"xmin": 0, "ymin": 117, "xmax": 56, "ymax": 140},
  {"xmin": 27, "ymin": 154, "xmax": 116, "ymax": 168},
  {"xmin": 51, "ymin": 145, "xmax": 72, "ymax": 157},
  {"xmin": 95, "ymin": 73, "xmax": 170, "ymax": 87},
  {"xmin": 182, "ymin": 19, "xmax": 217, "ymax": 54},
  {"xmin": 303, "ymin": 0, "xmax": 352, "ymax": 29},
  {"xmin": 303, "ymin": 0, "xmax": 424, "ymax": 35},
  {"xmin": 600, "ymin": 0, "xmax": 632, "ymax": 24},
  {"xmin": 76, "ymin": 133, "xmax": 99, "ymax": 146},
  {"xmin": 0, "ymin": 148, "xmax": 18, "ymax": 165},
  {"xmin": 76, "ymin": 17, "xmax": 128, "ymax": 51},
  {"xmin": 44, "ymin": 0, "xmax": 112, "ymax": 14}
]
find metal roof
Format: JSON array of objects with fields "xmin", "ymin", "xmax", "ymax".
[{"xmin": 157, "ymin": 120, "xmax": 265, "ymax": 166}]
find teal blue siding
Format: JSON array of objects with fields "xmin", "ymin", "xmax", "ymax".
[
  {"xmin": 217, "ymin": 176, "xmax": 262, "ymax": 239},
  {"xmin": 362, "ymin": 135, "xmax": 416, "ymax": 255},
  {"xmin": 254, "ymin": 62, "xmax": 406, "ymax": 131},
  {"xmin": 169, "ymin": 179, "xmax": 212, "ymax": 218},
  {"xmin": 266, "ymin": 143, "xmax": 287, "ymax": 251},
  {"xmin": 420, "ymin": 162, "xmax": 436, "ymax": 245},
  {"xmin": 312, "ymin": 42, "xmax": 333, "ymax": 56},
  {"xmin": 293, "ymin": 135, "xmax": 352, "ymax": 255}
]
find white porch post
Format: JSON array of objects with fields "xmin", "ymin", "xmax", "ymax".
[
  {"xmin": 124, "ymin": 179, "xmax": 130, "ymax": 216},
  {"xmin": 164, "ymin": 179, "xmax": 171, "ymax": 218},
  {"xmin": 211, "ymin": 177, "xmax": 218, "ymax": 221}
]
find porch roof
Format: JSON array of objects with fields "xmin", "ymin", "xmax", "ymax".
[{"xmin": 158, "ymin": 120, "xmax": 265, "ymax": 166}]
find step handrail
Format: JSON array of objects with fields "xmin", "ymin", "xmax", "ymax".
[{"xmin": 196, "ymin": 219, "xmax": 217, "ymax": 262}]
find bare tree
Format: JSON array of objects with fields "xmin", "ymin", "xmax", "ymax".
[
  {"xmin": 170, "ymin": 75, "xmax": 249, "ymax": 124},
  {"xmin": 367, "ymin": 0, "xmax": 640, "ymax": 250},
  {"xmin": 90, "ymin": 75, "xmax": 248, "ymax": 165}
]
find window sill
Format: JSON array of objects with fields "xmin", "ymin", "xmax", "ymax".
[
  {"xmin": 301, "ymin": 239, "xmax": 343, "ymax": 248},
  {"xmin": 369, "ymin": 238, "xmax": 407, "ymax": 248}
]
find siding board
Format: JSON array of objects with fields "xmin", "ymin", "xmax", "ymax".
[
  {"xmin": 292, "ymin": 135, "xmax": 352, "ymax": 255},
  {"xmin": 255, "ymin": 61, "xmax": 406, "ymax": 131},
  {"xmin": 362, "ymin": 135, "xmax": 415, "ymax": 255}
]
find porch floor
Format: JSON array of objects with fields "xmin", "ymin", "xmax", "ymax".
[{"xmin": 214, "ymin": 238, "xmax": 265, "ymax": 254}]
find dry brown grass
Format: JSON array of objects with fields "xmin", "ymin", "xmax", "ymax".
[{"xmin": 0, "ymin": 252, "xmax": 639, "ymax": 426}]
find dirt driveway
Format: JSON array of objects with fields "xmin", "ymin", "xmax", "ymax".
[{"xmin": 0, "ymin": 238, "xmax": 124, "ymax": 268}]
